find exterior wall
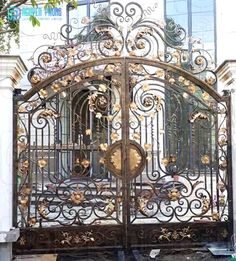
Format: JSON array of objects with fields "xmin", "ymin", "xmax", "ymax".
[{"xmin": 216, "ymin": 0, "xmax": 236, "ymax": 66}]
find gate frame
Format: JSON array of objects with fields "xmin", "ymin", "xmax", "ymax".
[{"xmin": 13, "ymin": 2, "xmax": 233, "ymax": 254}]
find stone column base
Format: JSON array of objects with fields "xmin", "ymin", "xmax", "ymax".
[{"xmin": 0, "ymin": 229, "xmax": 20, "ymax": 261}]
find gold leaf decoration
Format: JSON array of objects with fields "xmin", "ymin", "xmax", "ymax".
[
  {"xmin": 85, "ymin": 129, "xmax": 91, "ymax": 135},
  {"xmin": 38, "ymin": 159, "xmax": 47, "ymax": 168},
  {"xmin": 74, "ymin": 76, "xmax": 82, "ymax": 82},
  {"xmin": 144, "ymin": 143, "xmax": 152, "ymax": 151},
  {"xmin": 95, "ymin": 112, "xmax": 102, "ymax": 119},
  {"xmin": 142, "ymin": 83, "xmax": 150, "ymax": 91},
  {"xmin": 111, "ymin": 132, "xmax": 119, "ymax": 141},
  {"xmin": 137, "ymin": 196, "xmax": 148, "ymax": 216},
  {"xmin": 201, "ymin": 155, "xmax": 210, "ymax": 165},
  {"xmin": 99, "ymin": 143, "xmax": 108, "ymax": 151},
  {"xmin": 184, "ymin": 80, "xmax": 190, "ymax": 86},
  {"xmin": 212, "ymin": 212, "xmax": 220, "ymax": 221},
  {"xmin": 202, "ymin": 92, "xmax": 209, "ymax": 100},
  {"xmin": 178, "ymin": 76, "xmax": 185, "ymax": 83},
  {"xmin": 168, "ymin": 188, "xmax": 180, "ymax": 201},
  {"xmin": 81, "ymin": 159, "xmax": 90, "ymax": 168},
  {"xmin": 161, "ymin": 158, "xmax": 169, "ymax": 167},
  {"xmin": 219, "ymin": 195, "xmax": 225, "ymax": 206},
  {"xmin": 110, "ymin": 149, "xmax": 121, "ymax": 171},
  {"xmin": 41, "ymin": 53, "xmax": 51, "ymax": 63},
  {"xmin": 27, "ymin": 217, "xmax": 37, "ymax": 227},
  {"xmin": 107, "ymin": 115, "xmax": 113, "ymax": 122},
  {"xmin": 217, "ymin": 182, "xmax": 226, "ymax": 193},
  {"xmin": 38, "ymin": 201, "xmax": 48, "ymax": 218},
  {"xmin": 39, "ymin": 89, "xmax": 48, "ymax": 98},
  {"xmin": 60, "ymin": 80, "xmax": 68, "ymax": 87},
  {"xmin": 106, "ymin": 64, "xmax": 115, "ymax": 73},
  {"xmin": 104, "ymin": 39, "xmax": 113, "ymax": 49},
  {"xmin": 85, "ymin": 68, "xmax": 94, "ymax": 77},
  {"xmin": 75, "ymin": 158, "xmax": 80, "ymax": 165},
  {"xmin": 130, "ymin": 148, "xmax": 142, "ymax": 170},
  {"xmin": 104, "ymin": 199, "xmax": 115, "ymax": 215},
  {"xmin": 201, "ymin": 196, "xmax": 210, "ymax": 213},
  {"xmin": 156, "ymin": 69, "xmax": 164, "ymax": 78},
  {"xmin": 81, "ymin": 16, "xmax": 90, "ymax": 24},
  {"xmin": 205, "ymin": 76, "xmax": 215, "ymax": 85},
  {"xmin": 132, "ymin": 132, "xmax": 140, "ymax": 140},
  {"xmin": 70, "ymin": 189, "xmax": 85, "ymax": 205},
  {"xmin": 188, "ymin": 84, "xmax": 196, "ymax": 94},
  {"xmin": 113, "ymin": 103, "xmax": 121, "ymax": 112},
  {"xmin": 51, "ymin": 83, "xmax": 61, "ymax": 93},
  {"xmin": 68, "ymin": 47, "xmax": 77, "ymax": 56},
  {"xmin": 22, "ymin": 160, "xmax": 30, "ymax": 170},
  {"xmin": 219, "ymin": 160, "xmax": 227, "ymax": 171},
  {"xmin": 98, "ymin": 84, "xmax": 107, "ymax": 92},
  {"xmin": 99, "ymin": 157, "xmax": 105, "ymax": 164},
  {"xmin": 130, "ymin": 102, "xmax": 138, "ymax": 110},
  {"xmin": 168, "ymin": 78, "xmax": 175, "ymax": 84},
  {"xmin": 196, "ymin": 56, "xmax": 204, "ymax": 65},
  {"xmin": 18, "ymin": 141, "xmax": 27, "ymax": 152},
  {"xmin": 137, "ymin": 41, "xmax": 145, "ymax": 49},
  {"xmin": 138, "ymin": 115, "xmax": 144, "ymax": 121},
  {"xmin": 129, "ymin": 51, "xmax": 136, "ymax": 56},
  {"xmin": 31, "ymin": 74, "xmax": 41, "ymax": 84}
]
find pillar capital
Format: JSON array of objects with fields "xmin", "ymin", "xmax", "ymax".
[
  {"xmin": 0, "ymin": 55, "xmax": 27, "ymax": 90},
  {"xmin": 216, "ymin": 60, "xmax": 236, "ymax": 89}
]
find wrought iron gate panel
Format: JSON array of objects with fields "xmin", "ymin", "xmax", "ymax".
[
  {"xmin": 14, "ymin": 2, "xmax": 231, "ymax": 254},
  {"xmin": 126, "ymin": 59, "xmax": 229, "ymax": 225}
]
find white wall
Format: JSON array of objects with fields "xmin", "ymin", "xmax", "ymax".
[{"xmin": 216, "ymin": 0, "xmax": 236, "ymax": 66}]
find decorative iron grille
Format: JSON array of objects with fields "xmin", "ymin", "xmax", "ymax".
[{"xmin": 14, "ymin": 2, "xmax": 231, "ymax": 254}]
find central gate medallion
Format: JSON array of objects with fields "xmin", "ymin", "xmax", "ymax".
[{"xmin": 105, "ymin": 140, "xmax": 146, "ymax": 179}]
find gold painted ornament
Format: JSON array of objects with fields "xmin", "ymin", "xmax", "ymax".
[
  {"xmin": 81, "ymin": 159, "xmax": 90, "ymax": 168},
  {"xmin": 39, "ymin": 89, "xmax": 48, "ymax": 98},
  {"xmin": 38, "ymin": 159, "xmax": 47, "ymax": 168},
  {"xmin": 31, "ymin": 74, "xmax": 41, "ymax": 84},
  {"xmin": 100, "ymin": 143, "xmax": 108, "ymax": 151},
  {"xmin": 201, "ymin": 155, "xmax": 210, "ymax": 165},
  {"xmin": 70, "ymin": 189, "xmax": 85, "ymax": 205},
  {"xmin": 168, "ymin": 188, "xmax": 180, "ymax": 201},
  {"xmin": 51, "ymin": 83, "xmax": 61, "ymax": 93}
]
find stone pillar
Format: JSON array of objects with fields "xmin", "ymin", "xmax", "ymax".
[
  {"xmin": 0, "ymin": 56, "xmax": 27, "ymax": 261},
  {"xmin": 217, "ymin": 60, "xmax": 236, "ymax": 247}
]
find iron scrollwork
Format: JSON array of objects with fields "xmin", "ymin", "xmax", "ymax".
[{"xmin": 15, "ymin": 1, "xmax": 230, "ymax": 253}]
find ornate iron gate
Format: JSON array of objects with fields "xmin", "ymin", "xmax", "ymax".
[{"xmin": 14, "ymin": 2, "xmax": 231, "ymax": 254}]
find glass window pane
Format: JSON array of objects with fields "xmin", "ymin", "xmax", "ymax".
[
  {"xmin": 69, "ymin": 5, "xmax": 87, "ymax": 35},
  {"xmin": 192, "ymin": 30, "xmax": 214, "ymax": 43},
  {"xmin": 192, "ymin": 0, "xmax": 214, "ymax": 13},
  {"xmin": 166, "ymin": 0, "xmax": 188, "ymax": 15},
  {"xmin": 192, "ymin": 13, "xmax": 214, "ymax": 32}
]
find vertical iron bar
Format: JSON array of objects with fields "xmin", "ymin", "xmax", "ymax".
[
  {"xmin": 121, "ymin": 58, "xmax": 130, "ymax": 250},
  {"xmin": 226, "ymin": 95, "xmax": 233, "ymax": 248},
  {"xmin": 27, "ymin": 112, "xmax": 31, "ymax": 223}
]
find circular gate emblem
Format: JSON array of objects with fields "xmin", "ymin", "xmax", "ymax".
[{"xmin": 105, "ymin": 140, "xmax": 146, "ymax": 179}]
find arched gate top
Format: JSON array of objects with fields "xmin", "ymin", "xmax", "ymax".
[
  {"xmin": 24, "ymin": 56, "xmax": 222, "ymax": 103},
  {"xmin": 24, "ymin": 2, "xmax": 223, "ymax": 104}
]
